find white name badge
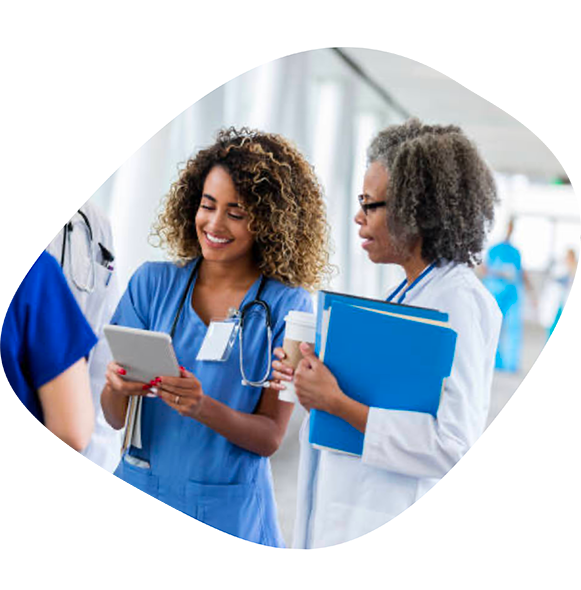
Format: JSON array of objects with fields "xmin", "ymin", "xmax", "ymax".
[{"xmin": 196, "ymin": 319, "xmax": 240, "ymax": 362}]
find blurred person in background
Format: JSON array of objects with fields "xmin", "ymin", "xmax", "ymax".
[
  {"xmin": 1, "ymin": 251, "xmax": 97, "ymax": 451},
  {"xmin": 480, "ymin": 218, "xmax": 536, "ymax": 373},
  {"xmin": 272, "ymin": 119, "xmax": 502, "ymax": 548},
  {"xmin": 539, "ymin": 247, "xmax": 578, "ymax": 339}
]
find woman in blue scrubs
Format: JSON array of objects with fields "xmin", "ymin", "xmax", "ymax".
[
  {"xmin": 0, "ymin": 253, "xmax": 97, "ymax": 590},
  {"xmin": 101, "ymin": 128, "xmax": 331, "ymax": 546}
]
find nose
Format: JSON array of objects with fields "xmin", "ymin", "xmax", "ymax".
[
  {"xmin": 206, "ymin": 209, "xmax": 229, "ymax": 231},
  {"xmin": 354, "ymin": 207, "xmax": 365, "ymax": 226}
]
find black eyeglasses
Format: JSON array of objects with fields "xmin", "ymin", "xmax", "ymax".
[{"xmin": 358, "ymin": 194, "xmax": 387, "ymax": 216}]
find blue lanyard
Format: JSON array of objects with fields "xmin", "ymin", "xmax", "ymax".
[{"xmin": 386, "ymin": 262, "xmax": 437, "ymax": 304}]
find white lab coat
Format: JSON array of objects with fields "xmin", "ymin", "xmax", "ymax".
[
  {"xmin": 46, "ymin": 201, "xmax": 122, "ymax": 472},
  {"xmin": 293, "ymin": 262, "xmax": 502, "ymax": 548}
]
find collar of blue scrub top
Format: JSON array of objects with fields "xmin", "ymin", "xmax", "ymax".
[
  {"xmin": 386, "ymin": 261, "xmax": 437, "ymax": 304},
  {"xmin": 170, "ymin": 257, "xmax": 269, "ymax": 339}
]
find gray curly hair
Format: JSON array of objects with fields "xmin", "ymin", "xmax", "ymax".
[{"xmin": 367, "ymin": 118, "xmax": 498, "ymax": 267}]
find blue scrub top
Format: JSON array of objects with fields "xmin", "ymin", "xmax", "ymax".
[
  {"xmin": 0, "ymin": 253, "xmax": 97, "ymax": 589},
  {"xmin": 111, "ymin": 259, "xmax": 312, "ymax": 546},
  {"xmin": 483, "ymin": 241, "xmax": 524, "ymax": 372}
]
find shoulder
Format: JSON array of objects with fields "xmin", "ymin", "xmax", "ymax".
[
  {"xmin": 488, "ymin": 241, "xmax": 520, "ymax": 260},
  {"xmin": 78, "ymin": 201, "xmax": 111, "ymax": 235},
  {"xmin": 263, "ymin": 280, "xmax": 314, "ymax": 318},
  {"xmin": 36, "ymin": 250, "xmax": 62, "ymax": 275},
  {"xmin": 25, "ymin": 252, "xmax": 67, "ymax": 296},
  {"xmin": 78, "ymin": 200, "xmax": 104, "ymax": 220},
  {"xmin": 129, "ymin": 259, "xmax": 194, "ymax": 289},
  {"xmin": 429, "ymin": 263, "xmax": 502, "ymax": 337}
]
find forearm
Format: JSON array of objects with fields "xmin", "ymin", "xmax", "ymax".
[
  {"xmin": 362, "ymin": 407, "xmax": 469, "ymax": 478},
  {"xmin": 38, "ymin": 359, "xmax": 94, "ymax": 452},
  {"xmin": 330, "ymin": 393, "xmax": 370, "ymax": 434},
  {"xmin": 195, "ymin": 396, "xmax": 284, "ymax": 457},
  {"xmin": 101, "ymin": 385, "xmax": 129, "ymax": 430}
]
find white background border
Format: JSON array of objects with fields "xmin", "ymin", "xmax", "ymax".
[{"xmin": 0, "ymin": 0, "xmax": 581, "ymax": 589}]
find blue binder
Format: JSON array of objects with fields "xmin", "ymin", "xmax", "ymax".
[
  {"xmin": 314, "ymin": 290, "xmax": 449, "ymax": 358},
  {"xmin": 309, "ymin": 295, "xmax": 457, "ymax": 456}
]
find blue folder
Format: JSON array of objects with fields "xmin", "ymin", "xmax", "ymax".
[
  {"xmin": 309, "ymin": 297, "xmax": 457, "ymax": 456},
  {"xmin": 314, "ymin": 290, "xmax": 449, "ymax": 358}
]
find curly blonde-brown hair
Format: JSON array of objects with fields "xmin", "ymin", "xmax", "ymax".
[{"xmin": 152, "ymin": 127, "xmax": 332, "ymax": 291}]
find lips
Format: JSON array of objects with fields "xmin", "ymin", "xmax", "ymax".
[
  {"xmin": 204, "ymin": 232, "xmax": 234, "ymax": 248},
  {"xmin": 359, "ymin": 233, "xmax": 374, "ymax": 250}
]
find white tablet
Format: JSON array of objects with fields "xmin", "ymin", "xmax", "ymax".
[{"xmin": 103, "ymin": 325, "xmax": 181, "ymax": 383}]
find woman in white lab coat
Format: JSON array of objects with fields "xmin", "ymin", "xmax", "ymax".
[{"xmin": 271, "ymin": 119, "xmax": 503, "ymax": 548}]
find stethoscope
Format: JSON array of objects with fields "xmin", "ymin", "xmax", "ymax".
[
  {"xmin": 386, "ymin": 262, "xmax": 437, "ymax": 304},
  {"xmin": 59, "ymin": 209, "xmax": 115, "ymax": 293},
  {"xmin": 170, "ymin": 258, "xmax": 273, "ymax": 388}
]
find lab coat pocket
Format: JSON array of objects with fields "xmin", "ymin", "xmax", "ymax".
[
  {"xmin": 185, "ymin": 480, "xmax": 264, "ymax": 543},
  {"xmin": 95, "ymin": 263, "xmax": 114, "ymax": 290}
]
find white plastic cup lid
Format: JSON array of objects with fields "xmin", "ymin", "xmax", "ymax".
[{"xmin": 284, "ymin": 310, "xmax": 316, "ymax": 327}]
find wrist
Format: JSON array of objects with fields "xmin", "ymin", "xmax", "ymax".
[
  {"xmin": 327, "ymin": 386, "xmax": 348, "ymax": 416},
  {"xmin": 191, "ymin": 392, "xmax": 207, "ymax": 421}
]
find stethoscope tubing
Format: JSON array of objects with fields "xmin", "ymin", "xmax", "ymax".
[{"xmin": 60, "ymin": 210, "xmax": 97, "ymax": 293}]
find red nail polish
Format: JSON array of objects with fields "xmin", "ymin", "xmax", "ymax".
[
  {"xmin": 118, "ymin": 368, "xmax": 126, "ymax": 375},
  {"xmin": 180, "ymin": 366, "xmax": 185, "ymax": 371},
  {"xmin": 142, "ymin": 385, "xmax": 150, "ymax": 391}
]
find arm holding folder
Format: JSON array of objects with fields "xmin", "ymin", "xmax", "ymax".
[
  {"xmin": 279, "ymin": 119, "xmax": 504, "ymax": 549},
  {"xmin": 273, "ymin": 277, "xmax": 500, "ymax": 479},
  {"xmin": 361, "ymin": 284, "xmax": 499, "ymax": 479}
]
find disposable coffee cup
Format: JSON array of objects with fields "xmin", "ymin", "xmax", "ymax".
[{"xmin": 279, "ymin": 310, "xmax": 316, "ymax": 403}]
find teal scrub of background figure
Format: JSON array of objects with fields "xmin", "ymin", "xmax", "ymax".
[
  {"xmin": 547, "ymin": 248, "xmax": 577, "ymax": 339},
  {"xmin": 111, "ymin": 259, "xmax": 311, "ymax": 547},
  {"xmin": 482, "ymin": 240, "xmax": 523, "ymax": 372},
  {"xmin": 0, "ymin": 252, "xmax": 97, "ymax": 589}
]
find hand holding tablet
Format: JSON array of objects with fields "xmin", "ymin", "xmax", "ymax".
[{"xmin": 103, "ymin": 325, "xmax": 181, "ymax": 387}]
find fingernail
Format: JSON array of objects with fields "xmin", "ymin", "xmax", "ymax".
[
  {"xmin": 142, "ymin": 385, "xmax": 150, "ymax": 391},
  {"xmin": 180, "ymin": 366, "xmax": 185, "ymax": 371},
  {"xmin": 155, "ymin": 377, "xmax": 162, "ymax": 384},
  {"xmin": 117, "ymin": 368, "xmax": 126, "ymax": 375}
]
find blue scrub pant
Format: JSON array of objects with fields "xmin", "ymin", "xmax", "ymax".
[{"xmin": 495, "ymin": 298, "xmax": 522, "ymax": 373}]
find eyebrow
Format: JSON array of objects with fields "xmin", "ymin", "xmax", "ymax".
[{"xmin": 201, "ymin": 194, "xmax": 242, "ymax": 208}]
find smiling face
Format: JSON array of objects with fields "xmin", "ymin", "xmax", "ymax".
[
  {"xmin": 195, "ymin": 165, "xmax": 255, "ymax": 266},
  {"xmin": 355, "ymin": 161, "xmax": 406, "ymax": 265}
]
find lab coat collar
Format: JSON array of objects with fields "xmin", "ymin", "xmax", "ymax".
[{"xmin": 402, "ymin": 261, "xmax": 456, "ymax": 303}]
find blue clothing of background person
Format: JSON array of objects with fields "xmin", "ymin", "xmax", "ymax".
[
  {"xmin": 483, "ymin": 241, "xmax": 522, "ymax": 371},
  {"xmin": 481, "ymin": 220, "xmax": 533, "ymax": 373},
  {"xmin": 1, "ymin": 251, "xmax": 97, "ymax": 422}
]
